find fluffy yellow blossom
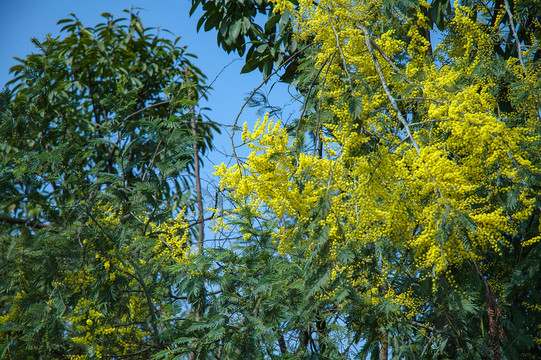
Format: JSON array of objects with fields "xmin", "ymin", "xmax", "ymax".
[
  {"xmin": 213, "ymin": 0, "xmax": 541, "ymax": 325},
  {"xmin": 269, "ymin": 0, "xmax": 295, "ymax": 14}
]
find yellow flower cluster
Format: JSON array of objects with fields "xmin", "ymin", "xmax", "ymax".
[
  {"xmin": 214, "ymin": 0, "xmax": 541, "ymax": 319},
  {"xmin": 63, "ymin": 200, "xmax": 190, "ymax": 357},
  {"xmin": 269, "ymin": 0, "xmax": 294, "ymax": 14},
  {"xmin": 150, "ymin": 208, "xmax": 192, "ymax": 264},
  {"xmin": 215, "ymin": 114, "xmax": 334, "ymax": 253},
  {"xmin": 0, "ymin": 291, "xmax": 25, "ymax": 325}
]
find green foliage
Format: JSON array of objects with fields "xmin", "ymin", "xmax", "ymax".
[
  {"xmin": 156, "ymin": 208, "xmax": 356, "ymax": 360},
  {"xmin": 0, "ymin": 10, "xmax": 217, "ymax": 359},
  {"xmin": 190, "ymin": 0, "xmax": 299, "ymax": 78},
  {"xmin": 3, "ymin": 1, "xmax": 541, "ymax": 359}
]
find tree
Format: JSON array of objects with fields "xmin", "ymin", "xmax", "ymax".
[
  {"xmin": 0, "ymin": 10, "xmax": 217, "ymax": 358},
  {"xmin": 190, "ymin": 0, "xmax": 300, "ymax": 79},
  {"xmin": 3, "ymin": 1, "xmax": 541, "ymax": 359},
  {"xmin": 210, "ymin": 0, "xmax": 541, "ymax": 359}
]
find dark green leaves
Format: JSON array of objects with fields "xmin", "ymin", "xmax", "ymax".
[
  {"xmin": 191, "ymin": 0, "xmax": 300, "ymax": 78},
  {"xmin": 429, "ymin": 0, "xmax": 452, "ymax": 31}
]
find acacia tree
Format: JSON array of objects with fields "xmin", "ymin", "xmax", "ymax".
[
  {"xmin": 2, "ymin": 2, "xmax": 541, "ymax": 359},
  {"xmin": 0, "ymin": 11, "xmax": 217, "ymax": 358},
  {"xmin": 204, "ymin": 0, "xmax": 541, "ymax": 359}
]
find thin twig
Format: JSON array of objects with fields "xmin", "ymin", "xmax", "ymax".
[
  {"xmin": 295, "ymin": 56, "xmax": 330, "ymax": 140},
  {"xmin": 142, "ymin": 138, "xmax": 164, "ymax": 182},
  {"xmin": 232, "ymin": 44, "xmax": 313, "ymax": 131},
  {"xmin": 123, "ymin": 100, "xmax": 169, "ymax": 122},
  {"xmin": 198, "ymin": 57, "xmax": 242, "ymax": 101},
  {"xmin": 123, "ymin": 57, "xmax": 239, "ymax": 125},
  {"xmin": 314, "ymin": 53, "xmax": 335, "ymax": 157},
  {"xmin": 328, "ymin": 12, "xmax": 352, "ymax": 84},
  {"xmin": 409, "ymin": 118, "xmax": 482, "ymax": 127},
  {"xmin": 231, "ymin": 43, "xmax": 313, "ymax": 158},
  {"xmin": 394, "ymin": 97, "xmax": 441, "ymax": 104}
]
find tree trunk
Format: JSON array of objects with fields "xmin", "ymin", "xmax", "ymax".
[
  {"xmin": 186, "ymin": 65, "xmax": 205, "ymax": 360},
  {"xmin": 379, "ymin": 332, "xmax": 388, "ymax": 360}
]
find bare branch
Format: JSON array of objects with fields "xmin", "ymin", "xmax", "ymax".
[
  {"xmin": 198, "ymin": 57, "xmax": 243, "ymax": 101},
  {"xmin": 503, "ymin": 0, "xmax": 526, "ymax": 75},
  {"xmin": 328, "ymin": 12, "xmax": 352, "ymax": 84},
  {"xmin": 122, "ymin": 100, "xmax": 169, "ymax": 122}
]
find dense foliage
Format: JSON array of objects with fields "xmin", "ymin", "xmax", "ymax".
[
  {"xmin": 2, "ymin": 1, "xmax": 541, "ymax": 359},
  {"xmin": 209, "ymin": 0, "xmax": 541, "ymax": 359},
  {"xmin": 0, "ymin": 10, "xmax": 216, "ymax": 358}
]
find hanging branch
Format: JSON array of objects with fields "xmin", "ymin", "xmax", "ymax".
[
  {"xmin": 314, "ymin": 54, "xmax": 335, "ymax": 157},
  {"xmin": 503, "ymin": 0, "xmax": 526, "ymax": 76},
  {"xmin": 295, "ymin": 56, "xmax": 330, "ymax": 140},
  {"xmin": 356, "ymin": 23, "xmax": 420, "ymax": 154},
  {"xmin": 470, "ymin": 259, "xmax": 503, "ymax": 360},
  {"xmin": 357, "ymin": 22, "xmax": 453, "ymax": 206},
  {"xmin": 368, "ymin": 38, "xmax": 412, "ymax": 84},
  {"xmin": 328, "ymin": 12, "xmax": 353, "ymax": 84}
]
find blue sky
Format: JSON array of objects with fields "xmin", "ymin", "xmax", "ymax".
[{"xmin": 0, "ymin": 0, "xmax": 297, "ymax": 178}]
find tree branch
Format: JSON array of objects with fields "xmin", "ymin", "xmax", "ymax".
[
  {"xmin": 122, "ymin": 100, "xmax": 169, "ymax": 122},
  {"xmin": 503, "ymin": 0, "xmax": 526, "ymax": 75},
  {"xmin": 368, "ymin": 38, "xmax": 412, "ymax": 84},
  {"xmin": 356, "ymin": 23, "xmax": 420, "ymax": 154},
  {"xmin": 328, "ymin": 12, "xmax": 352, "ymax": 84},
  {"xmin": 0, "ymin": 215, "xmax": 50, "ymax": 229}
]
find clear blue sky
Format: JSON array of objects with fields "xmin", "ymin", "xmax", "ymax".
[{"xmin": 0, "ymin": 0, "xmax": 297, "ymax": 177}]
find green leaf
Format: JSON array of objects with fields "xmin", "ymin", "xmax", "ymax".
[{"xmin": 348, "ymin": 96, "xmax": 363, "ymax": 119}]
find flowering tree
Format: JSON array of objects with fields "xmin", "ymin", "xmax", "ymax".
[
  {"xmin": 210, "ymin": 0, "xmax": 541, "ymax": 358},
  {"xmin": 2, "ymin": 1, "xmax": 541, "ymax": 359}
]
